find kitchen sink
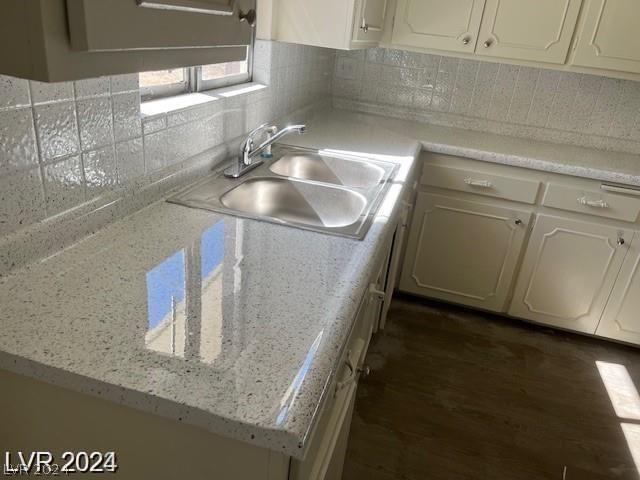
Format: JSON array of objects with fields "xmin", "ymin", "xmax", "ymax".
[
  {"xmin": 220, "ymin": 177, "xmax": 367, "ymax": 228},
  {"xmin": 167, "ymin": 145, "xmax": 398, "ymax": 239},
  {"xmin": 269, "ymin": 152, "xmax": 386, "ymax": 189}
]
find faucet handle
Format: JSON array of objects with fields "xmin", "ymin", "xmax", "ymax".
[
  {"xmin": 289, "ymin": 124, "xmax": 307, "ymax": 134},
  {"xmin": 247, "ymin": 123, "xmax": 276, "ymax": 140}
]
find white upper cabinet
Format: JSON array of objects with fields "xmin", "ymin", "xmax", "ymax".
[
  {"xmin": 392, "ymin": 0, "xmax": 486, "ymax": 53},
  {"xmin": 476, "ymin": 0, "xmax": 582, "ymax": 64},
  {"xmin": 275, "ymin": 0, "xmax": 388, "ymax": 49},
  {"xmin": 352, "ymin": 0, "xmax": 389, "ymax": 45},
  {"xmin": 597, "ymin": 234, "xmax": 640, "ymax": 344},
  {"xmin": 0, "ymin": 0, "xmax": 253, "ymax": 82},
  {"xmin": 509, "ymin": 214, "xmax": 631, "ymax": 334},
  {"xmin": 392, "ymin": 0, "xmax": 582, "ymax": 63},
  {"xmin": 572, "ymin": 0, "xmax": 640, "ymax": 74},
  {"xmin": 67, "ymin": 0, "xmax": 251, "ymax": 52}
]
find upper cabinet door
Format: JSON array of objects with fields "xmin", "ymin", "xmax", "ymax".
[
  {"xmin": 476, "ymin": 0, "xmax": 582, "ymax": 64},
  {"xmin": 392, "ymin": 0, "xmax": 486, "ymax": 53},
  {"xmin": 509, "ymin": 214, "xmax": 631, "ymax": 334},
  {"xmin": 352, "ymin": 0, "xmax": 388, "ymax": 44},
  {"xmin": 597, "ymin": 234, "xmax": 640, "ymax": 345},
  {"xmin": 572, "ymin": 0, "xmax": 640, "ymax": 74},
  {"xmin": 66, "ymin": 0, "xmax": 254, "ymax": 51}
]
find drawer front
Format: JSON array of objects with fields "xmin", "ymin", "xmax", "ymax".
[
  {"xmin": 421, "ymin": 164, "xmax": 540, "ymax": 204},
  {"xmin": 543, "ymin": 183, "xmax": 640, "ymax": 222}
]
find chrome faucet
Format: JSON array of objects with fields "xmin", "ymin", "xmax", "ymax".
[{"xmin": 224, "ymin": 123, "xmax": 307, "ymax": 178}]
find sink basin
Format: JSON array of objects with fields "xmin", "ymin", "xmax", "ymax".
[
  {"xmin": 270, "ymin": 153, "xmax": 385, "ymax": 189},
  {"xmin": 220, "ymin": 177, "xmax": 366, "ymax": 228},
  {"xmin": 167, "ymin": 145, "xmax": 398, "ymax": 239}
]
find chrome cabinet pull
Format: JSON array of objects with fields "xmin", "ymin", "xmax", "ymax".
[
  {"xmin": 618, "ymin": 237, "xmax": 626, "ymax": 246},
  {"xmin": 464, "ymin": 178, "xmax": 493, "ymax": 188},
  {"xmin": 462, "ymin": 36, "xmax": 471, "ymax": 45},
  {"xmin": 360, "ymin": 19, "xmax": 369, "ymax": 33},
  {"xmin": 369, "ymin": 284, "xmax": 385, "ymax": 301},
  {"xmin": 577, "ymin": 197, "xmax": 609, "ymax": 209},
  {"xmin": 335, "ymin": 355, "xmax": 357, "ymax": 394},
  {"xmin": 484, "ymin": 39, "xmax": 493, "ymax": 48},
  {"xmin": 137, "ymin": 0, "xmax": 234, "ymax": 16},
  {"xmin": 514, "ymin": 219, "xmax": 523, "ymax": 226}
]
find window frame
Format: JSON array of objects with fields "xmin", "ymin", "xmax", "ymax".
[
  {"xmin": 139, "ymin": 67, "xmax": 192, "ymax": 101},
  {"xmin": 140, "ymin": 40, "xmax": 254, "ymax": 101},
  {"xmin": 195, "ymin": 45, "xmax": 253, "ymax": 91}
]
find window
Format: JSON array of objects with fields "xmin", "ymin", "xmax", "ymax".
[
  {"xmin": 139, "ymin": 68, "xmax": 190, "ymax": 99},
  {"xmin": 139, "ymin": 47, "xmax": 251, "ymax": 100}
]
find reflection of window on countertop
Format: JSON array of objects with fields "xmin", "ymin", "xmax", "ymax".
[
  {"xmin": 200, "ymin": 221, "xmax": 225, "ymax": 364},
  {"xmin": 144, "ymin": 220, "xmax": 226, "ymax": 362},
  {"xmin": 145, "ymin": 250, "xmax": 186, "ymax": 357}
]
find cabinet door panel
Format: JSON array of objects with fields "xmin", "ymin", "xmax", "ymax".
[
  {"xmin": 353, "ymin": 0, "xmax": 388, "ymax": 43},
  {"xmin": 67, "ymin": 0, "xmax": 253, "ymax": 51},
  {"xmin": 477, "ymin": 0, "xmax": 582, "ymax": 64},
  {"xmin": 392, "ymin": 0, "xmax": 486, "ymax": 53},
  {"xmin": 509, "ymin": 215, "xmax": 631, "ymax": 334},
  {"xmin": 399, "ymin": 193, "xmax": 531, "ymax": 312},
  {"xmin": 573, "ymin": 0, "xmax": 640, "ymax": 74},
  {"xmin": 597, "ymin": 235, "xmax": 640, "ymax": 345}
]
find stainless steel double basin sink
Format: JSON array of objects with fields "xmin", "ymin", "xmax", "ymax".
[{"xmin": 167, "ymin": 145, "xmax": 398, "ymax": 239}]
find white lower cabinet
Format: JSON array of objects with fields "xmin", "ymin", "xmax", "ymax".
[
  {"xmin": 596, "ymin": 234, "xmax": 640, "ymax": 344},
  {"xmin": 399, "ymin": 192, "xmax": 531, "ymax": 312},
  {"xmin": 290, "ymin": 290, "xmax": 373, "ymax": 480},
  {"xmin": 509, "ymin": 214, "xmax": 632, "ymax": 334}
]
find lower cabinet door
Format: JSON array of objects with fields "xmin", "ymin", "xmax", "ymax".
[
  {"xmin": 399, "ymin": 193, "xmax": 531, "ymax": 312},
  {"xmin": 509, "ymin": 214, "xmax": 632, "ymax": 334},
  {"xmin": 597, "ymin": 233, "xmax": 640, "ymax": 344}
]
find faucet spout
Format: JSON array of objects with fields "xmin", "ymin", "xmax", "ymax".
[{"xmin": 224, "ymin": 123, "xmax": 308, "ymax": 178}]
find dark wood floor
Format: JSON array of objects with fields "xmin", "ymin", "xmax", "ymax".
[{"xmin": 342, "ymin": 295, "xmax": 640, "ymax": 480}]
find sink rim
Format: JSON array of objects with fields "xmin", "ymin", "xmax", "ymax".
[{"xmin": 166, "ymin": 144, "xmax": 399, "ymax": 240}]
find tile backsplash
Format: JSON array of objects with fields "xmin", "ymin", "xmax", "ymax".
[
  {"xmin": 0, "ymin": 40, "xmax": 335, "ymax": 242},
  {"xmin": 333, "ymin": 48, "xmax": 640, "ymax": 155}
]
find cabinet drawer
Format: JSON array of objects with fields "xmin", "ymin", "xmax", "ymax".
[
  {"xmin": 421, "ymin": 164, "xmax": 540, "ymax": 204},
  {"xmin": 542, "ymin": 183, "xmax": 640, "ymax": 222}
]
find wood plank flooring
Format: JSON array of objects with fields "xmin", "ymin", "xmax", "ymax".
[{"xmin": 342, "ymin": 295, "xmax": 640, "ymax": 480}]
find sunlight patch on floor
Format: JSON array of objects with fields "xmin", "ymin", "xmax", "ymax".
[{"xmin": 596, "ymin": 361, "xmax": 640, "ymax": 478}]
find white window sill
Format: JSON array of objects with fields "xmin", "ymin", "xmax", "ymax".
[{"xmin": 140, "ymin": 82, "xmax": 268, "ymax": 118}]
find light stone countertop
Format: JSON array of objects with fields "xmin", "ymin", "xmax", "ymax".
[
  {"xmin": 0, "ymin": 110, "xmax": 420, "ymax": 459},
  {"xmin": 296, "ymin": 108, "xmax": 640, "ymax": 187},
  {"xmin": 2, "ymin": 107, "xmax": 638, "ymax": 459}
]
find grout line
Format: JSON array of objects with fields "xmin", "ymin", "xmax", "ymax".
[
  {"xmin": 543, "ymin": 71, "xmax": 563, "ymax": 129},
  {"xmin": 486, "ymin": 63, "xmax": 501, "ymax": 120},
  {"xmin": 524, "ymin": 70, "xmax": 541, "ymax": 124},
  {"xmin": 605, "ymin": 80, "xmax": 624, "ymax": 139},
  {"xmin": 448, "ymin": 57, "xmax": 462, "ymax": 114},
  {"xmin": 505, "ymin": 65, "xmax": 521, "ymax": 123},
  {"xmin": 27, "ymin": 81, "xmax": 51, "ymax": 218},
  {"xmin": 71, "ymin": 81, "xmax": 89, "ymax": 202}
]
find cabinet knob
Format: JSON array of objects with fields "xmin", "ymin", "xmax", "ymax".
[
  {"xmin": 484, "ymin": 39, "xmax": 493, "ymax": 48},
  {"xmin": 358, "ymin": 365, "xmax": 371, "ymax": 377},
  {"xmin": 462, "ymin": 36, "xmax": 471, "ymax": 45},
  {"xmin": 239, "ymin": 9, "xmax": 256, "ymax": 27},
  {"xmin": 361, "ymin": 20, "xmax": 369, "ymax": 33},
  {"xmin": 618, "ymin": 237, "xmax": 626, "ymax": 246},
  {"xmin": 515, "ymin": 219, "xmax": 523, "ymax": 226}
]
